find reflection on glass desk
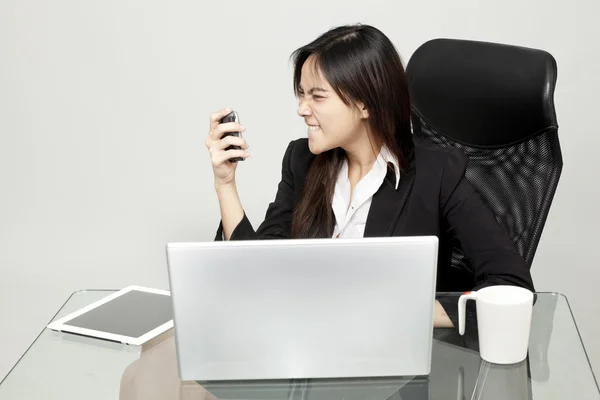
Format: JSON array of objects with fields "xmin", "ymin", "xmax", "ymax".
[{"xmin": 0, "ymin": 291, "xmax": 598, "ymax": 399}]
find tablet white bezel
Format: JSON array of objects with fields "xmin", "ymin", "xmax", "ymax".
[{"xmin": 46, "ymin": 285, "xmax": 174, "ymax": 346}]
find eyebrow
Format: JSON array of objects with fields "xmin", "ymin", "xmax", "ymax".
[{"xmin": 298, "ymin": 86, "xmax": 329, "ymax": 94}]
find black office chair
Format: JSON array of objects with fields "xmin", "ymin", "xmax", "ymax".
[{"xmin": 406, "ymin": 38, "xmax": 563, "ymax": 277}]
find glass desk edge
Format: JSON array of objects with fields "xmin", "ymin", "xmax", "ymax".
[
  {"xmin": 2, "ymin": 289, "xmax": 598, "ymax": 393},
  {"xmin": 0, "ymin": 290, "xmax": 82, "ymax": 385}
]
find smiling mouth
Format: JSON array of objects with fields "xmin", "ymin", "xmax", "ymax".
[{"xmin": 307, "ymin": 125, "xmax": 320, "ymax": 131}]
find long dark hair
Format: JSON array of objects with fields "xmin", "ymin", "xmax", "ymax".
[{"xmin": 289, "ymin": 24, "xmax": 414, "ymax": 238}]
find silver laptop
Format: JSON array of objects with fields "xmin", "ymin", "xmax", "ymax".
[{"xmin": 166, "ymin": 236, "xmax": 439, "ymax": 381}]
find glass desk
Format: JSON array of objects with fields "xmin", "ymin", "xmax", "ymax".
[{"xmin": 1, "ymin": 291, "xmax": 598, "ymax": 399}]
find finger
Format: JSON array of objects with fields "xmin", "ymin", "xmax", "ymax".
[
  {"xmin": 214, "ymin": 135, "xmax": 247, "ymax": 150},
  {"xmin": 209, "ymin": 108, "xmax": 234, "ymax": 132},
  {"xmin": 210, "ymin": 122, "xmax": 245, "ymax": 140},
  {"xmin": 212, "ymin": 149, "xmax": 250, "ymax": 165}
]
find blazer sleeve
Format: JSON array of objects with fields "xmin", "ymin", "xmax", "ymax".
[
  {"xmin": 214, "ymin": 140, "xmax": 298, "ymax": 241},
  {"xmin": 440, "ymin": 149, "xmax": 535, "ymax": 292}
]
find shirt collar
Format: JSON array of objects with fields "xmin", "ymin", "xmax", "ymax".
[
  {"xmin": 336, "ymin": 145, "xmax": 401, "ymax": 191},
  {"xmin": 378, "ymin": 145, "xmax": 401, "ymax": 189}
]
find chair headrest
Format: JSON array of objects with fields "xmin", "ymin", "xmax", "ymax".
[{"xmin": 406, "ymin": 39, "xmax": 558, "ymax": 148}]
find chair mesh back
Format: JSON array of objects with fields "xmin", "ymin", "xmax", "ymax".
[
  {"xmin": 406, "ymin": 39, "xmax": 563, "ymax": 274},
  {"xmin": 413, "ymin": 117, "xmax": 562, "ymax": 272}
]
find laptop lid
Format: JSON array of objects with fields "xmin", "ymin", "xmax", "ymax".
[{"xmin": 166, "ymin": 236, "xmax": 438, "ymax": 381}]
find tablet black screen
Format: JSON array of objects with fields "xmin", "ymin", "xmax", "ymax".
[{"xmin": 65, "ymin": 290, "xmax": 173, "ymax": 338}]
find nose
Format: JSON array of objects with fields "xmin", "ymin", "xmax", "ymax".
[{"xmin": 297, "ymin": 98, "xmax": 312, "ymax": 117}]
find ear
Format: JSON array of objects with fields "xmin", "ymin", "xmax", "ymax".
[{"xmin": 357, "ymin": 103, "xmax": 369, "ymax": 119}]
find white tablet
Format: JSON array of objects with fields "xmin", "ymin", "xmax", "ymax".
[{"xmin": 47, "ymin": 285, "xmax": 174, "ymax": 345}]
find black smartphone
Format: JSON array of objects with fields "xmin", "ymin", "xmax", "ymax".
[{"xmin": 219, "ymin": 110, "xmax": 244, "ymax": 163}]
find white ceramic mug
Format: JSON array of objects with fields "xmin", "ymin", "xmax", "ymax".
[{"xmin": 458, "ymin": 285, "xmax": 534, "ymax": 364}]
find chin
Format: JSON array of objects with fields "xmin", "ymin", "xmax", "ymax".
[
  {"xmin": 307, "ymin": 140, "xmax": 322, "ymax": 155},
  {"xmin": 307, "ymin": 138, "xmax": 329, "ymax": 155}
]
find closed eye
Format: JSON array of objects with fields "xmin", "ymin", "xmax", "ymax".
[
  {"xmin": 297, "ymin": 92, "xmax": 325, "ymax": 100},
  {"xmin": 297, "ymin": 87, "xmax": 328, "ymax": 99}
]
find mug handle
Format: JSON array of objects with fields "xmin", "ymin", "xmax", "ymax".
[{"xmin": 458, "ymin": 291, "xmax": 478, "ymax": 335}]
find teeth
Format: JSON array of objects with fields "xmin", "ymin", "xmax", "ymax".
[{"xmin": 308, "ymin": 125, "xmax": 320, "ymax": 131}]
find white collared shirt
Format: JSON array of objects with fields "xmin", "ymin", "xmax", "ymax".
[{"xmin": 331, "ymin": 146, "xmax": 400, "ymax": 239}]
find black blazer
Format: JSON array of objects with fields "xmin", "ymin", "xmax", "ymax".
[{"xmin": 215, "ymin": 136, "xmax": 534, "ymax": 293}]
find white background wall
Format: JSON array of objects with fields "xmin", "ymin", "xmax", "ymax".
[{"xmin": 1, "ymin": 0, "xmax": 598, "ymax": 383}]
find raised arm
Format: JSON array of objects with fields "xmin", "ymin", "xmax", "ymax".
[
  {"xmin": 205, "ymin": 108, "xmax": 250, "ymax": 240},
  {"xmin": 214, "ymin": 139, "xmax": 301, "ymax": 241}
]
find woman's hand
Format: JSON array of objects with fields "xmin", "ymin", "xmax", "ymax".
[
  {"xmin": 206, "ymin": 108, "xmax": 250, "ymax": 187},
  {"xmin": 434, "ymin": 300, "xmax": 454, "ymax": 328}
]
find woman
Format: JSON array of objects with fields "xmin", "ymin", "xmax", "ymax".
[{"xmin": 205, "ymin": 23, "xmax": 534, "ymax": 293}]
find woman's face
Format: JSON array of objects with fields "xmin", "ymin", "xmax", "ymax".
[{"xmin": 297, "ymin": 56, "xmax": 369, "ymax": 154}]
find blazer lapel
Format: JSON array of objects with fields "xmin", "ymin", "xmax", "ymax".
[{"xmin": 363, "ymin": 167, "xmax": 415, "ymax": 237}]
